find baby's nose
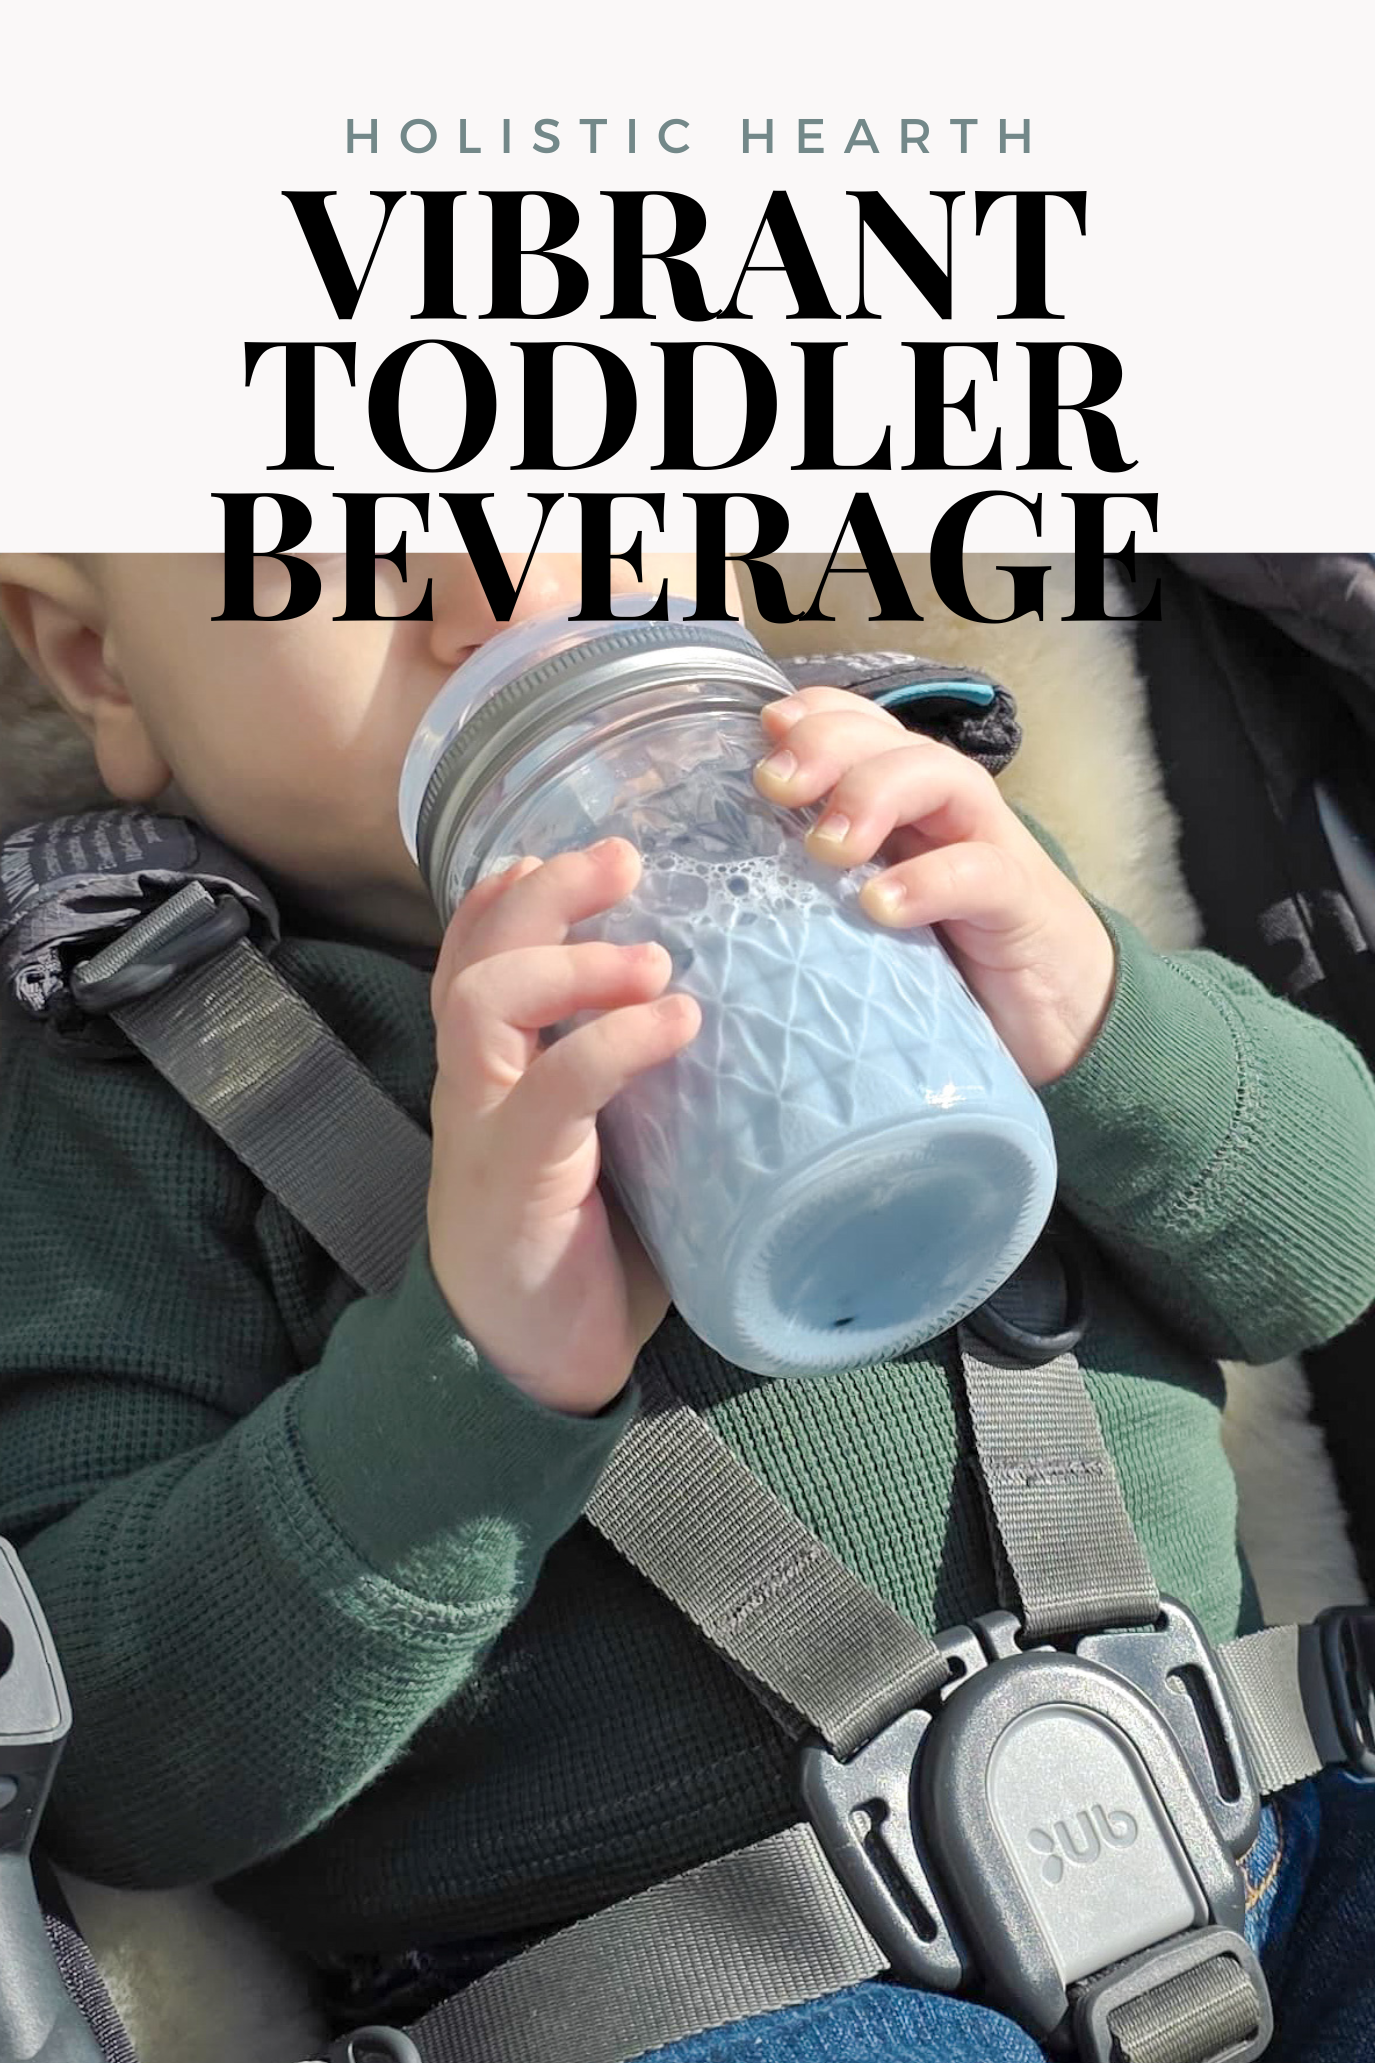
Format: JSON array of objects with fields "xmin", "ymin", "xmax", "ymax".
[{"xmin": 424, "ymin": 554, "xmax": 586, "ymax": 670}]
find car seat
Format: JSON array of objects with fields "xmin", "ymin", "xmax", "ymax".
[{"xmin": 1133, "ymin": 553, "xmax": 1375, "ymax": 1599}]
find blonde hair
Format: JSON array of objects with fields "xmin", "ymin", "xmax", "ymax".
[{"xmin": 0, "ymin": 620, "xmax": 109, "ymax": 836}]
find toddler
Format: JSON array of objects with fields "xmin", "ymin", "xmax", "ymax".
[{"xmin": 1, "ymin": 550, "xmax": 1374, "ymax": 2063}]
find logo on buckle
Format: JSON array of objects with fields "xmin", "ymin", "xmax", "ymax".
[{"xmin": 1027, "ymin": 1805, "xmax": 1140, "ymax": 1882}]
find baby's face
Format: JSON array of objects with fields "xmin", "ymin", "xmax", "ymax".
[{"xmin": 87, "ymin": 553, "xmax": 707, "ymax": 944}]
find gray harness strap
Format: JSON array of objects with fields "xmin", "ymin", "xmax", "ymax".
[
  {"xmin": 395, "ymin": 1874, "xmax": 1264, "ymax": 2063},
  {"xmin": 82, "ymin": 883, "xmax": 433, "ymax": 1302},
  {"xmin": 957, "ymin": 1235, "xmax": 1161, "ymax": 1644},
  {"xmin": 1216, "ymin": 1624, "xmax": 1348, "ymax": 1794},
  {"xmin": 397, "ymin": 1825, "xmax": 884, "ymax": 2063},
  {"xmin": 586, "ymin": 1365, "xmax": 951, "ymax": 1756},
  {"xmin": 959, "ymin": 1338, "xmax": 1161, "ymax": 1644},
  {"xmin": 24, "ymin": 860, "xmax": 1357, "ymax": 2063}
]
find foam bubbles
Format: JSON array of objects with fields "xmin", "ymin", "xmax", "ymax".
[{"xmin": 637, "ymin": 847, "xmax": 833, "ymax": 927}]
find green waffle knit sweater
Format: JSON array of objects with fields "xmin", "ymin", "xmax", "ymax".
[{"xmin": 1, "ymin": 880, "xmax": 1374, "ymax": 1963}]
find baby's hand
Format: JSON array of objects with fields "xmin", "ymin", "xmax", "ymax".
[
  {"xmin": 753, "ymin": 686, "xmax": 1115, "ymax": 1087},
  {"xmin": 427, "ymin": 840, "xmax": 699, "ymax": 1415}
]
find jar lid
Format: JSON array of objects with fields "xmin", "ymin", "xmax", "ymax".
[
  {"xmin": 400, "ymin": 596, "xmax": 751, "ymax": 861},
  {"xmin": 406, "ymin": 612, "xmax": 785, "ymax": 907}
]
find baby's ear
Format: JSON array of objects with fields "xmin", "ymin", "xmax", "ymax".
[
  {"xmin": 0, "ymin": 560, "xmax": 170, "ymax": 804},
  {"xmin": 0, "ymin": 559, "xmax": 116, "ymax": 725}
]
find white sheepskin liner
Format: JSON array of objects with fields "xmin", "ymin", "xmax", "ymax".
[{"xmin": 2, "ymin": 560, "xmax": 1361, "ymax": 2060}]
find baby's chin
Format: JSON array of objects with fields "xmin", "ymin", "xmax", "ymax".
[{"xmin": 153, "ymin": 778, "xmax": 442, "ymax": 952}]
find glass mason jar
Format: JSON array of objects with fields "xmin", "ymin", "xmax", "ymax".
[{"xmin": 401, "ymin": 604, "xmax": 1057, "ymax": 1378}]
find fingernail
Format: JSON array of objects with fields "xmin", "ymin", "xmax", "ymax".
[
  {"xmin": 757, "ymin": 748, "xmax": 798, "ymax": 784},
  {"xmin": 866, "ymin": 879, "xmax": 907, "ymax": 918},
  {"xmin": 810, "ymin": 812, "xmax": 851, "ymax": 846},
  {"xmin": 589, "ymin": 837, "xmax": 622, "ymax": 854}
]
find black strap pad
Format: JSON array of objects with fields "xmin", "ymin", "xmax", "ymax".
[
  {"xmin": 777, "ymin": 653, "xmax": 1021, "ymax": 776},
  {"xmin": 0, "ymin": 808, "xmax": 279, "ymax": 1024}
]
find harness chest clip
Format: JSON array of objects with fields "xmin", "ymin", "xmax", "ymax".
[{"xmin": 800, "ymin": 1601, "xmax": 1273, "ymax": 2062}]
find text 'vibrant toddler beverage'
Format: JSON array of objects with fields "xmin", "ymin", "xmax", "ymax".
[{"xmin": 401, "ymin": 602, "xmax": 1057, "ymax": 1378}]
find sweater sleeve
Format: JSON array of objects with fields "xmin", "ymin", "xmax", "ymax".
[
  {"xmin": 1036, "ymin": 898, "xmax": 1375, "ymax": 1365},
  {"xmin": 0, "ymin": 1022, "xmax": 632, "ymax": 1890}
]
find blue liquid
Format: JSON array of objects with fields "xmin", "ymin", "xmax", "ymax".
[{"xmin": 582, "ymin": 820, "xmax": 1057, "ymax": 1376}]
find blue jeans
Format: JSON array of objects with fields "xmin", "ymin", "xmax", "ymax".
[{"xmin": 644, "ymin": 1773, "xmax": 1374, "ymax": 2063}]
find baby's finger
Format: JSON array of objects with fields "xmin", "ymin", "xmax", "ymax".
[
  {"xmin": 793, "ymin": 739, "xmax": 1003, "ymax": 867},
  {"xmin": 432, "ymin": 857, "xmax": 543, "ymax": 1012},
  {"xmin": 454, "ymin": 838, "xmax": 642, "ymax": 969},
  {"xmin": 755, "ymin": 710, "xmax": 965, "ymax": 815},
  {"xmin": 761, "ymin": 685, "xmax": 904, "ymax": 737},
  {"xmin": 436, "ymin": 940, "xmax": 674, "ymax": 1112},
  {"xmin": 755, "ymin": 711, "xmax": 937, "ymax": 814},
  {"xmin": 500, "ymin": 992, "xmax": 702, "ymax": 1175},
  {"xmin": 859, "ymin": 838, "xmax": 1028, "ymax": 937}
]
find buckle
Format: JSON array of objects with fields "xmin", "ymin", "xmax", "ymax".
[
  {"xmin": 799, "ymin": 1600, "xmax": 1270, "ymax": 2056},
  {"xmin": 0, "ymin": 1539, "xmax": 72, "ymax": 1858},
  {"xmin": 798, "ymin": 1624, "xmax": 984, "ymax": 1995},
  {"xmin": 1317, "ymin": 1606, "xmax": 1375, "ymax": 1776},
  {"xmin": 1077, "ymin": 1600, "xmax": 1261, "ymax": 1857},
  {"xmin": 1075, "ymin": 1928, "xmax": 1272, "ymax": 2063},
  {"xmin": 67, "ymin": 886, "xmax": 251, "ymax": 1016}
]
